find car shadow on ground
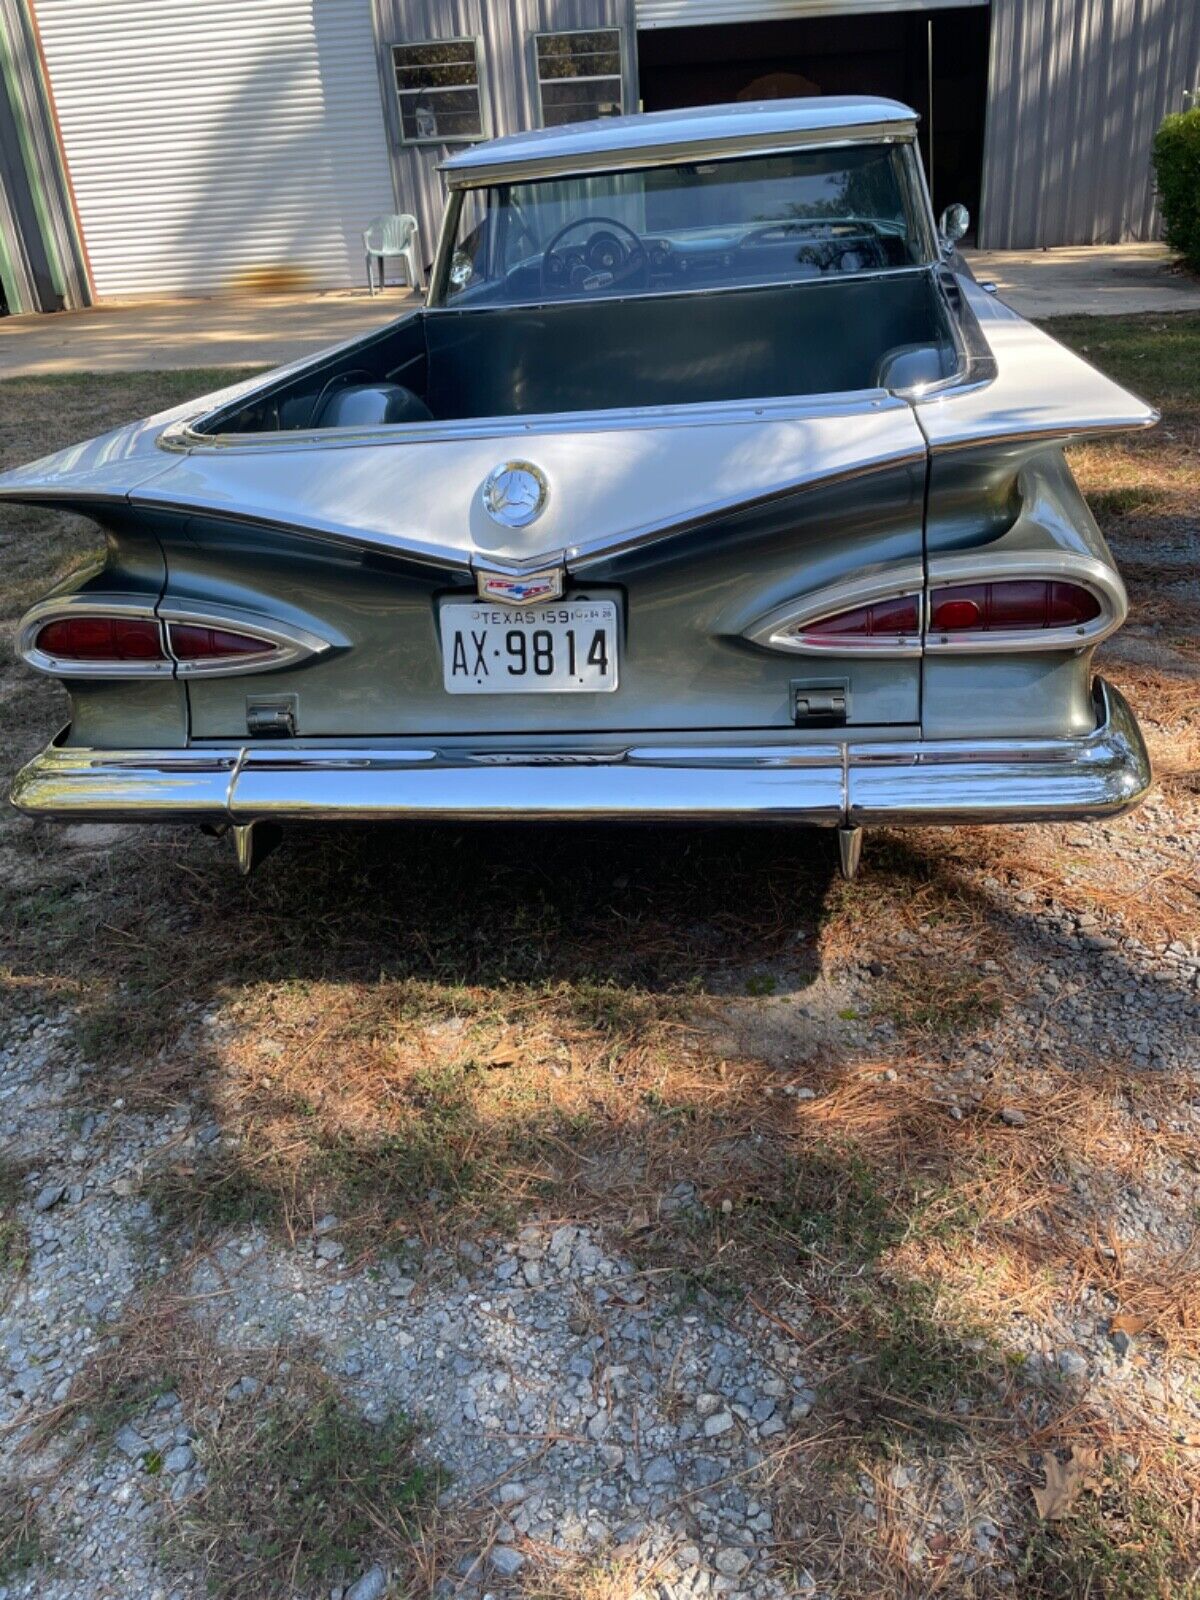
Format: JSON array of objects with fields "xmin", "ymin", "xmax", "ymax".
[{"xmin": 5, "ymin": 815, "xmax": 1199, "ymax": 1594}]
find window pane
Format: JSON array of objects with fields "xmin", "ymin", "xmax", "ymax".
[
  {"xmin": 393, "ymin": 40, "xmax": 477, "ymax": 68},
  {"xmin": 444, "ymin": 144, "xmax": 925, "ymax": 303},
  {"xmin": 394, "ymin": 40, "xmax": 481, "ymax": 142},
  {"xmin": 542, "ymin": 50, "xmax": 622, "ymax": 80},
  {"xmin": 537, "ymin": 31, "xmax": 621, "ymax": 79},
  {"xmin": 538, "ymin": 30, "xmax": 618, "ymax": 62},
  {"xmin": 540, "ymin": 79, "xmax": 623, "ymax": 124},
  {"xmin": 395, "ymin": 58, "xmax": 478, "ymax": 90},
  {"xmin": 399, "ymin": 93, "xmax": 483, "ymax": 142}
]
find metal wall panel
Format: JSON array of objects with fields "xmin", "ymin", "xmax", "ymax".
[
  {"xmin": 33, "ymin": 0, "xmax": 395, "ymax": 297},
  {"xmin": 372, "ymin": 0, "xmax": 637, "ymax": 269},
  {"xmin": 980, "ymin": 0, "xmax": 1200, "ymax": 247}
]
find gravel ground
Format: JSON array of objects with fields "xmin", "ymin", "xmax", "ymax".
[{"xmin": 1, "ymin": 806, "xmax": 1197, "ymax": 1598}]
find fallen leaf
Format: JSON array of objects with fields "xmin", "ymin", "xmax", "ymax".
[
  {"xmin": 484, "ymin": 1037, "xmax": 519, "ymax": 1069},
  {"xmin": 1031, "ymin": 1448, "xmax": 1105, "ymax": 1519},
  {"xmin": 1110, "ymin": 1311, "xmax": 1152, "ymax": 1337}
]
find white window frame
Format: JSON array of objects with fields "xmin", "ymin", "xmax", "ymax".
[
  {"xmin": 532, "ymin": 27, "xmax": 626, "ymax": 130},
  {"xmin": 392, "ymin": 36, "xmax": 488, "ymax": 147}
]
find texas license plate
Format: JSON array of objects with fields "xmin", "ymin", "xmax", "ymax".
[{"xmin": 441, "ymin": 598, "xmax": 619, "ymax": 694}]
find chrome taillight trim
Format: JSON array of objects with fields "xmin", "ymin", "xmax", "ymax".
[
  {"xmin": 158, "ymin": 603, "xmax": 333, "ymax": 678},
  {"xmin": 17, "ymin": 594, "xmax": 174, "ymax": 680},
  {"xmin": 745, "ymin": 551, "xmax": 1126, "ymax": 659},
  {"xmin": 924, "ymin": 551, "xmax": 1127, "ymax": 654},
  {"xmin": 17, "ymin": 597, "xmax": 334, "ymax": 680},
  {"xmin": 743, "ymin": 562, "xmax": 926, "ymax": 657}
]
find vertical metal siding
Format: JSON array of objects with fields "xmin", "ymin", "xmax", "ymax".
[
  {"xmin": 372, "ymin": 0, "xmax": 637, "ymax": 268},
  {"xmin": 33, "ymin": 0, "xmax": 395, "ymax": 297},
  {"xmin": 981, "ymin": 0, "xmax": 1200, "ymax": 248},
  {"xmin": 371, "ymin": 0, "xmax": 492, "ymax": 257}
]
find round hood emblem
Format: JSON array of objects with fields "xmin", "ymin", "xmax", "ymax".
[{"xmin": 482, "ymin": 460, "xmax": 548, "ymax": 528}]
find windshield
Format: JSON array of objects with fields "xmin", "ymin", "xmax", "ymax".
[{"xmin": 439, "ymin": 143, "xmax": 929, "ymax": 307}]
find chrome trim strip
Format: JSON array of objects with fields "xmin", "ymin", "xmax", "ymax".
[
  {"xmin": 158, "ymin": 602, "xmax": 335, "ymax": 679},
  {"xmin": 157, "ymin": 381, "xmax": 908, "ymax": 455},
  {"xmin": 930, "ymin": 416, "xmax": 1160, "ymax": 454},
  {"xmin": 563, "ymin": 445, "xmax": 925, "ymax": 573},
  {"xmin": 11, "ymin": 680, "xmax": 1150, "ymax": 830}
]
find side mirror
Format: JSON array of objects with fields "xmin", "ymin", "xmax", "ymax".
[{"xmin": 938, "ymin": 203, "xmax": 970, "ymax": 255}]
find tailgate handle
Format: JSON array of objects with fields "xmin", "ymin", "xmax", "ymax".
[{"xmin": 792, "ymin": 680, "xmax": 848, "ymax": 725}]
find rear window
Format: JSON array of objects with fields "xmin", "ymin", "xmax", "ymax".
[{"xmin": 441, "ymin": 142, "xmax": 929, "ymax": 306}]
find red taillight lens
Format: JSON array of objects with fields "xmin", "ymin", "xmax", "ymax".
[
  {"xmin": 169, "ymin": 624, "xmax": 272, "ymax": 660},
  {"xmin": 930, "ymin": 580, "xmax": 1101, "ymax": 633},
  {"xmin": 801, "ymin": 595, "xmax": 920, "ymax": 641},
  {"xmin": 35, "ymin": 615, "xmax": 165, "ymax": 662}
]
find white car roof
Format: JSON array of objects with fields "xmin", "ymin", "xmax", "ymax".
[{"xmin": 441, "ymin": 96, "xmax": 919, "ymax": 187}]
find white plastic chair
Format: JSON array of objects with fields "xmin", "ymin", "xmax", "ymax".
[{"xmin": 364, "ymin": 213, "xmax": 422, "ymax": 293}]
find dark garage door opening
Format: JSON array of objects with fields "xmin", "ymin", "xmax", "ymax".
[{"xmin": 638, "ymin": 6, "xmax": 990, "ymax": 234}]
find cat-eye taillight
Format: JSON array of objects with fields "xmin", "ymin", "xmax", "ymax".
[
  {"xmin": 34, "ymin": 615, "xmax": 166, "ymax": 663},
  {"xmin": 19, "ymin": 601, "xmax": 331, "ymax": 678},
  {"xmin": 928, "ymin": 580, "xmax": 1102, "ymax": 636},
  {"xmin": 747, "ymin": 559, "xmax": 1123, "ymax": 657},
  {"xmin": 168, "ymin": 624, "xmax": 278, "ymax": 661}
]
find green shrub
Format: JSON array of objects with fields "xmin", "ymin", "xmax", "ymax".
[{"xmin": 1153, "ymin": 109, "xmax": 1200, "ymax": 271}]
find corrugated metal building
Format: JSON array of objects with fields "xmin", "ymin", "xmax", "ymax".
[{"xmin": 1, "ymin": 0, "xmax": 1197, "ymax": 311}]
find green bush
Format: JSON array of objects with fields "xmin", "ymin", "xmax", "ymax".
[{"xmin": 1152, "ymin": 108, "xmax": 1200, "ymax": 271}]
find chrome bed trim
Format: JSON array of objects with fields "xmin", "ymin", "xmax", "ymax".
[{"xmin": 12, "ymin": 680, "xmax": 1150, "ymax": 830}]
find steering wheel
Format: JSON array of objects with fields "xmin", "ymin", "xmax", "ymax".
[{"xmin": 540, "ymin": 215, "xmax": 649, "ymax": 296}]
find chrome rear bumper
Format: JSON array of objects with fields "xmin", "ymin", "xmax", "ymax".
[{"xmin": 11, "ymin": 679, "xmax": 1151, "ymax": 830}]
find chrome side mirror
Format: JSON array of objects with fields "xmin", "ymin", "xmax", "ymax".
[{"xmin": 938, "ymin": 203, "xmax": 970, "ymax": 256}]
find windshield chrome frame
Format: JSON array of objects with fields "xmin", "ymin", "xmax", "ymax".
[{"xmin": 428, "ymin": 134, "xmax": 938, "ymax": 310}]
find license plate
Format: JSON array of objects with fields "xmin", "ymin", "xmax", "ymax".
[{"xmin": 441, "ymin": 598, "xmax": 619, "ymax": 694}]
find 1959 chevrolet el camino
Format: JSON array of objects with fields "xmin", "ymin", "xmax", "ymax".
[{"xmin": 5, "ymin": 97, "xmax": 1155, "ymax": 878}]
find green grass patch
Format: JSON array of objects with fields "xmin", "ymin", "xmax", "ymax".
[
  {"xmin": 147, "ymin": 1157, "xmax": 286, "ymax": 1239},
  {"xmin": 1041, "ymin": 313, "xmax": 1200, "ymax": 414},
  {"xmin": 169, "ymin": 1391, "xmax": 440, "ymax": 1599},
  {"xmin": 0, "ymin": 1156, "xmax": 29, "ymax": 1282},
  {"xmin": 1019, "ymin": 1473, "xmax": 1200, "ymax": 1600},
  {"xmin": 0, "ymin": 1483, "xmax": 46, "ymax": 1581}
]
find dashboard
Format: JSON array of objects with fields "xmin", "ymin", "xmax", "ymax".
[{"xmin": 450, "ymin": 219, "xmax": 910, "ymax": 306}]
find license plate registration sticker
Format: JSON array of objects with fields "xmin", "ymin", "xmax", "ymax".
[{"xmin": 441, "ymin": 598, "xmax": 619, "ymax": 694}]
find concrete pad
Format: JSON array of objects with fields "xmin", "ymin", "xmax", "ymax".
[
  {"xmin": 964, "ymin": 243, "xmax": 1200, "ymax": 320},
  {"xmin": 0, "ymin": 287, "xmax": 418, "ymax": 378}
]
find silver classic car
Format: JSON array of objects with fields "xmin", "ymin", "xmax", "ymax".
[{"xmin": 5, "ymin": 97, "xmax": 1155, "ymax": 878}]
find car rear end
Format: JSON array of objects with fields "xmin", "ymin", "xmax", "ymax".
[{"xmin": 3, "ymin": 102, "xmax": 1155, "ymax": 869}]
